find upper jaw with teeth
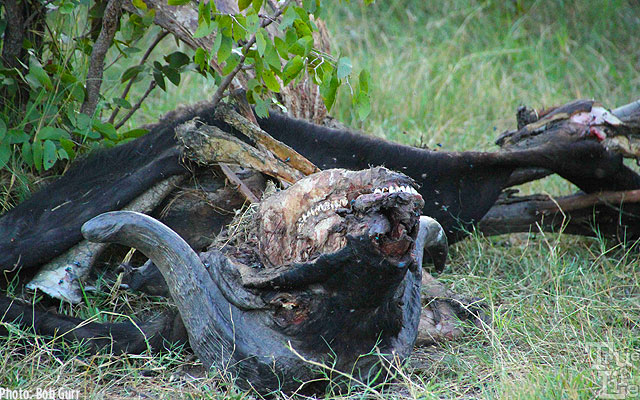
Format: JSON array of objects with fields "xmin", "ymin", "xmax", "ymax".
[
  {"xmin": 297, "ymin": 184, "xmax": 419, "ymax": 225},
  {"xmin": 373, "ymin": 184, "xmax": 419, "ymax": 195}
]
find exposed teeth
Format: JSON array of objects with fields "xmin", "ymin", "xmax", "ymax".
[
  {"xmin": 298, "ymin": 197, "xmax": 349, "ymax": 225},
  {"xmin": 373, "ymin": 184, "xmax": 419, "ymax": 196},
  {"xmin": 297, "ymin": 184, "xmax": 419, "ymax": 226}
]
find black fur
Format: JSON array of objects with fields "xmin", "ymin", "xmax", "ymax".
[{"xmin": 1, "ymin": 103, "xmax": 631, "ymax": 272}]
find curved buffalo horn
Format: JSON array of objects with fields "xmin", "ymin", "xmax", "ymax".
[
  {"xmin": 612, "ymin": 98, "xmax": 640, "ymax": 120},
  {"xmin": 82, "ymin": 211, "xmax": 322, "ymax": 393},
  {"xmin": 413, "ymin": 216, "xmax": 448, "ymax": 272},
  {"xmin": 81, "ymin": 211, "xmax": 226, "ymax": 371}
]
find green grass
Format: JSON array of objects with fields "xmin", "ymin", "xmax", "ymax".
[{"xmin": 2, "ymin": 0, "xmax": 640, "ymax": 398}]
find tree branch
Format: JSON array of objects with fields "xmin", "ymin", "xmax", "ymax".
[
  {"xmin": 108, "ymin": 30, "xmax": 169, "ymax": 124},
  {"xmin": 81, "ymin": 0, "xmax": 123, "ymax": 116},
  {"xmin": 1, "ymin": 0, "xmax": 25, "ymax": 71},
  {"xmin": 115, "ymin": 80, "xmax": 157, "ymax": 129},
  {"xmin": 478, "ymin": 190, "xmax": 640, "ymax": 240},
  {"xmin": 209, "ymin": 0, "xmax": 290, "ymax": 108}
]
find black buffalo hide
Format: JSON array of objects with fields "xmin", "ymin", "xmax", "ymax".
[{"xmin": 0, "ymin": 102, "xmax": 629, "ymax": 273}]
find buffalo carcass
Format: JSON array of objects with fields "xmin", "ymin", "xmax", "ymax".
[
  {"xmin": 1, "ymin": 99, "xmax": 639, "ymax": 394},
  {"xmin": 3, "ymin": 100, "xmax": 637, "ymax": 273}
]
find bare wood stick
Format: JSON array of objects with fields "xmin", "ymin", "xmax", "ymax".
[
  {"xmin": 218, "ymin": 164, "xmax": 260, "ymax": 203},
  {"xmin": 216, "ymin": 104, "xmax": 320, "ymax": 176},
  {"xmin": 81, "ymin": 0, "xmax": 123, "ymax": 116},
  {"xmin": 478, "ymin": 190, "xmax": 640, "ymax": 239},
  {"xmin": 176, "ymin": 120, "xmax": 305, "ymax": 184}
]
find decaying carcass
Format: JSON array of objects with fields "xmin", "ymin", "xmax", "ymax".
[
  {"xmin": 4, "ymin": 99, "xmax": 639, "ymax": 277},
  {"xmin": 1, "ymin": 97, "xmax": 640, "ymax": 393},
  {"xmin": 3, "ymin": 167, "xmax": 445, "ymax": 394}
]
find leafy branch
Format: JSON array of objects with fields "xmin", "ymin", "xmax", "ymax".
[
  {"xmin": 210, "ymin": 0, "xmax": 291, "ymax": 109},
  {"xmin": 0, "ymin": 0, "xmax": 372, "ymax": 180}
]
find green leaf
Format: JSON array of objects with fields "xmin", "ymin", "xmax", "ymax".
[
  {"xmin": 60, "ymin": 72, "xmax": 77, "ymax": 83},
  {"xmin": 194, "ymin": 47, "xmax": 208, "ymax": 70},
  {"xmin": 353, "ymin": 89, "xmax": 371, "ymax": 121},
  {"xmin": 218, "ymin": 14, "xmax": 232, "ymax": 31},
  {"xmin": 163, "ymin": 66, "xmax": 181, "ymax": 86},
  {"xmin": 75, "ymin": 113, "xmax": 91, "ymax": 130},
  {"xmin": 21, "ymin": 142, "xmax": 33, "ymax": 167},
  {"xmin": 280, "ymin": 7, "xmax": 298, "ymax": 31},
  {"xmin": 246, "ymin": 13, "xmax": 260, "ymax": 34},
  {"xmin": 142, "ymin": 9, "xmax": 156, "ymax": 26},
  {"xmin": 113, "ymin": 97, "xmax": 132, "ymax": 109},
  {"xmin": 293, "ymin": 19, "xmax": 312, "ymax": 37},
  {"xmin": 238, "ymin": 0, "xmax": 252, "ymax": 11},
  {"xmin": 198, "ymin": 0, "xmax": 210, "ymax": 24},
  {"xmin": 59, "ymin": 1, "xmax": 75, "ymax": 14},
  {"xmin": 57, "ymin": 148, "xmax": 69, "ymax": 160},
  {"xmin": 60, "ymin": 138, "xmax": 76, "ymax": 160},
  {"xmin": 273, "ymin": 37, "xmax": 288, "ymax": 58},
  {"xmin": 153, "ymin": 69, "xmax": 166, "ymax": 91},
  {"xmin": 217, "ymin": 35, "xmax": 232, "ymax": 64},
  {"xmin": 211, "ymin": 31, "xmax": 223, "ymax": 54},
  {"xmin": 122, "ymin": 128, "xmax": 149, "ymax": 139},
  {"xmin": 252, "ymin": 0, "xmax": 263, "ymax": 13},
  {"xmin": 256, "ymin": 30, "xmax": 267, "ymax": 57},
  {"xmin": 262, "ymin": 69, "xmax": 280, "ymax": 92},
  {"xmin": 232, "ymin": 15, "xmax": 248, "ymax": 42},
  {"xmin": 221, "ymin": 53, "xmax": 241, "ymax": 75},
  {"xmin": 32, "ymin": 140, "xmax": 43, "ymax": 172},
  {"xmin": 165, "ymin": 51, "xmax": 190, "ymax": 68},
  {"xmin": 302, "ymin": 0, "xmax": 316, "ymax": 13},
  {"xmin": 289, "ymin": 35, "xmax": 313, "ymax": 56},
  {"xmin": 92, "ymin": 121, "xmax": 118, "ymax": 140},
  {"xmin": 153, "ymin": 61, "xmax": 167, "ymax": 92},
  {"xmin": 121, "ymin": 65, "xmax": 145, "ymax": 83},
  {"xmin": 38, "ymin": 126, "xmax": 70, "ymax": 141},
  {"xmin": 281, "ymin": 55, "xmax": 303, "ymax": 85},
  {"xmin": 247, "ymin": 78, "xmax": 260, "ymax": 91},
  {"xmin": 132, "ymin": 0, "xmax": 147, "ymax": 10},
  {"xmin": 320, "ymin": 73, "xmax": 339, "ymax": 111},
  {"xmin": 254, "ymin": 97, "xmax": 269, "ymax": 118},
  {"xmin": 0, "ymin": 142, "xmax": 10, "ymax": 169},
  {"xmin": 167, "ymin": 0, "xmax": 190, "ymax": 5},
  {"xmin": 337, "ymin": 57, "xmax": 352, "ymax": 80},
  {"xmin": 43, "ymin": 140, "xmax": 57, "ymax": 170},
  {"xmin": 69, "ymin": 82, "xmax": 85, "ymax": 102},
  {"xmin": 28, "ymin": 57, "xmax": 53, "ymax": 91},
  {"xmin": 194, "ymin": 20, "xmax": 216, "ymax": 38},
  {"xmin": 4, "ymin": 129, "xmax": 31, "ymax": 144},
  {"xmin": 264, "ymin": 42, "xmax": 281, "ymax": 69},
  {"xmin": 285, "ymin": 28, "xmax": 298, "ymax": 47},
  {"xmin": 359, "ymin": 69, "xmax": 370, "ymax": 92}
]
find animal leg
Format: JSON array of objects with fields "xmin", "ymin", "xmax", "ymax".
[
  {"xmin": 0, "ymin": 295, "xmax": 187, "ymax": 354},
  {"xmin": 416, "ymin": 272, "xmax": 489, "ymax": 346}
]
